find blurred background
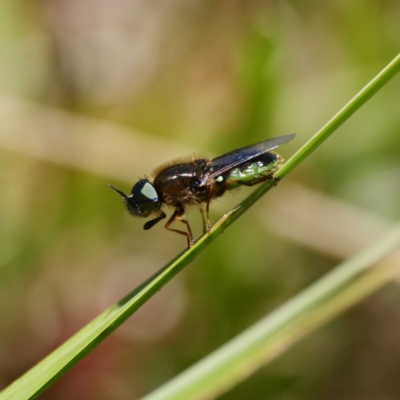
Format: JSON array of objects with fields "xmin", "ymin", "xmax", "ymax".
[{"xmin": 1, "ymin": 1, "xmax": 400, "ymax": 399}]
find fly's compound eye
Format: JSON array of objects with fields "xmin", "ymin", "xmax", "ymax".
[{"xmin": 130, "ymin": 179, "xmax": 160, "ymax": 216}]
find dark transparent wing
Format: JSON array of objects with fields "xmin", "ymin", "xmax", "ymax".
[{"xmin": 199, "ymin": 133, "xmax": 295, "ymax": 186}]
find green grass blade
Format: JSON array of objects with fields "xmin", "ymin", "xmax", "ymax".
[
  {"xmin": 140, "ymin": 226, "xmax": 400, "ymax": 400},
  {"xmin": 1, "ymin": 54, "xmax": 399, "ymax": 400}
]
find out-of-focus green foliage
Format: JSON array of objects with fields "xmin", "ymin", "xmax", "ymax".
[{"xmin": 1, "ymin": 1, "xmax": 400, "ymax": 399}]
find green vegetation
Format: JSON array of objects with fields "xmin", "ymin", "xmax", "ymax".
[{"xmin": 1, "ymin": 2, "xmax": 400, "ymax": 400}]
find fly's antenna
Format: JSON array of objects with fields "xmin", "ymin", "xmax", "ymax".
[{"xmin": 108, "ymin": 184, "xmax": 128, "ymax": 198}]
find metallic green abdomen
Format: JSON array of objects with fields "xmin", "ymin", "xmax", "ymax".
[{"xmin": 225, "ymin": 152, "xmax": 282, "ymax": 190}]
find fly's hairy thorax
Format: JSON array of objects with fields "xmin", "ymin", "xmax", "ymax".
[{"xmin": 152, "ymin": 158, "xmax": 209, "ymax": 207}]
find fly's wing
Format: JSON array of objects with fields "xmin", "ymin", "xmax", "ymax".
[{"xmin": 199, "ymin": 133, "xmax": 295, "ymax": 186}]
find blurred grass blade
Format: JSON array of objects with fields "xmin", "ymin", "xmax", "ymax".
[
  {"xmin": 141, "ymin": 226, "xmax": 400, "ymax": 400},
  {"xmin": 276, "ymin": 52, "xmax": 400, "ymax": 179},
  {"xmin": 1, "ymin": 54, "xmax": 399, "ymax": 400}
]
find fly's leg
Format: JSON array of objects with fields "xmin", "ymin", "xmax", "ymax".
[
  {"xmin": 165, "ymin": 206, "xmax": 194, "ymax": 248},
  {"xmin": 205, "ymin": 180, "xmax": 232, "ymax": 232},
  {"xmin": 199, "ymin": 208, "xmax": 207, "ymax": 234},
  {"xmin": 143, "ymin": 211, "xmax": 166, "ymax": 230},
  {"xmin": 205, "ymin": 184, "xmax": 215, "ymax": 232}
]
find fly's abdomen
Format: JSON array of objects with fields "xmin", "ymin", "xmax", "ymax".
[{"xmin": 225, "ymin": 152, "xmax": 282, "ymax": 190}]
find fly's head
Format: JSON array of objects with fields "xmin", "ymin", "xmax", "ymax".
[{"xmin": 109, "ymin": 179, "xmax": 161, "ymax": 218}]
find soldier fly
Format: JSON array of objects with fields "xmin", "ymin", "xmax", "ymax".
[{"xmin": 109, "ymin": 133, "xmax": 295, "ymax": 248}]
